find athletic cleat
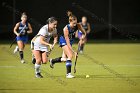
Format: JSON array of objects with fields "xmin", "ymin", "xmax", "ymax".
[
  {"xmin": 13, "ymin": 46, "xmax": 19, "ymax": 54},
  {"xmin": 79, "ymin": 50, "xmax": 83, "ymax": 54},
  {"xmin": 66, "ymin": 73, "xmax": 75, "ymax": 78},
  {"xmin": 35, "ymin": 73, "xmax": 43, "ymax": 78},
  {"xmin": 21, "ymin": 59, "xmax": 25, "ymax": 64},
  {"xmin": 49, "ymin": 59, "xmax": 54, "ymax": 69}
]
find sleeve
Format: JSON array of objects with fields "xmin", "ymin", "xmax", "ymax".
[{"xmin": 38, "ymin": 27, "xmax": 47, "ymax": 37}]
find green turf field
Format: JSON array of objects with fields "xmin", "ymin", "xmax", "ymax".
[{"xmin": 0, "ymin": 43, "xmax": 140, "ymax": 93}]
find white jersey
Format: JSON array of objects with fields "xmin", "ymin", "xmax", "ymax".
[{"xmin": 34, "ymin": 24, "xmax": 57, "ymax": 52}]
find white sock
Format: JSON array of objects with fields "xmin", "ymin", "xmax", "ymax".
[
  {"xmin": 35, "ymin": 63, "xmax": 41, "ymax": 74},
  {"xmin": 16, "ymin": 46, "xmax": 18, "ymax": 48}
]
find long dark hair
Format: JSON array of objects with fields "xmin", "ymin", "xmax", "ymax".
[
  {"xmin": 67, "ymin": 11, "xmax": 77, "ymax": 22},
  {"xmin": 46, "ymin": 17, "xmax": 57, "ymax": 24}
]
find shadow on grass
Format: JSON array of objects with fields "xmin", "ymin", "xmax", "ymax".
[{"xmin": 0, "ymin": 40, "xmax": 140, "ymax": 45}]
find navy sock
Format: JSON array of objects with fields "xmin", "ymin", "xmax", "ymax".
[
  {"xmin": 80, "ymin": 44, "xmax": 84, "ymax": 51},
  {"xmin": 66, "ymin": 60, "xmax": 72, "ymax": 74},
  {"xmin": 52, "ymin": 57, "xmax": 62, "ymax": 64},
  {"xmin": 19, "ymin": 51, "xmax": 23, "ymax": 60}
]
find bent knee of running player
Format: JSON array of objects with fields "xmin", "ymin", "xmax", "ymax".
[{"xmin": 42, "ymin": 52, "xmax": 48, "ymax": 64}]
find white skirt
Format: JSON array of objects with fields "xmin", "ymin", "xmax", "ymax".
[{"xmin": 34, "ymin": 42, "xmax": 48, "ymax": 52}]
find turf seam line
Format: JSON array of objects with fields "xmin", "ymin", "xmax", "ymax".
[{"xmin": 81, "ymin": 53, "xmax": 138, "ymax": 86}]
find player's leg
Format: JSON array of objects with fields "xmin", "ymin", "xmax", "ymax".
[
  {"xmin": 62, "ymin": 45, "xmax": 74, "ymax": 78},
  {"xmin": 79, "ymin": 39, "xmax": 85, "ymax": 53},
  {"xmin": 14, "ymin": 36, "xmax": 20, "ymax": 53},
  {"xmin": 78, "ymin": 39, "xmax": 83, "ymax": 53},
  {"xmin": 33, "ymin": 50, "xmax": 43, "ymax": 78},
  {"xmin": 13, "ymin": 45, "xmax": 19, "ymax": 53},
  {"xmin": 61, "ymin": 51, "xmax": 67, "ymax": 61},
  {"xmin": 41, "ymin": 51, "xmax": 48, "ymax": 64},
  {"xmin": 17, "ymin": 40, "xmax": 25, "ymax": 63},
  {"xmin": 78, "ymin": 31, "xmax": 84, "ymax": 53},
  {"xmin": 50, "ymin": 51, "xmax": 67, "ymax": 68},
  {"xmin": 32, "ymin": 50, "xmax": 36, "ymax": 64},
  {"xmin": 80, "ymin": 36, "xmax": 87, "ymax": 53},
  {"xmin": 31, "ymin": 41, "xmax": 36, "ymax": 64}
]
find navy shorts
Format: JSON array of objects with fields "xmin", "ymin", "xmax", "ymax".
[
  {"xmin": 16, "ymin": 35, "xmax": 28, "ymax": 44},
  {"xmin": 59, "ymin": 36, "xmax": 73, "ymax": 47}
]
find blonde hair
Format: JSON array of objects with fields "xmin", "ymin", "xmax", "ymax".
[
  {"xmin": 21, "ymin": 12, "xmax": 27, "ymax": 17},
  {"xmin": 67, "ymin": 11, "xmax": 77, "ymax": 22}
]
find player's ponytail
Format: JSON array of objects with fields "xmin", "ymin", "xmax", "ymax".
[
  {"xmin": 67, "ymin": 11, "xmax": 73, "ymax": 17},
  {"xmin": 67, "ymin": 11, "xmax": 77, "ymax": 22},
  {"xmin": 21, "ymin": 12, "xmax": 27, "ymax": 17},
  {"xmin": 46, "ymin": 17, "xmax": 57, "ymax": 24}
]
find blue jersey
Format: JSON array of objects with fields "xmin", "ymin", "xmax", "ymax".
[
  {"xmin": 59, "ymin": 24, "xmax": 78, "ymax": 47},
  {"xmin": 67, "ymin": 24, "xmax": 78, "ymax": 41},
  {"xmin": 80, "ymin": 22, "xmax": 88, "ymax": 31},
  {"xmin": 18, "ymin": 22, "xmax": 29, "ymax": 36},
  {"xmin": 16, "ymin": 22, "xmax": 29, "ymax": 43}
]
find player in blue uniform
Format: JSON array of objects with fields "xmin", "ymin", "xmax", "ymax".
[
  {"xmin": 49, "ymin": 11, "xmax": 86, "ymax": 78},
  {"xmin": 13, "ymin": 12, "xmax": 32, "ymax": 63},
  {"xmin": 77, "ymin": 16, "xmax": 91, "ymax": 53}
]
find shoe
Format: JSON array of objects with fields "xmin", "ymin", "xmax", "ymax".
[
  {"xmin": 35, "ymin": 73, "xmax": 43, "ymax": 78},
  {"xmin": 66, "ymin": 73, "xmax": 75, "ymax": 78},
  {"xmin": 14, "ymin": 46, "xmax": 19, "ymax": 54},
  {"xmin": 21, "ymin": 59, "xmax": 25, "ymax": 64},
  {"xmin": 49, "ymin": 59, "xmax": 54, "ymax": 69},
  {"xmin": 80, "ymin": 50, "xmax": 83, "ymax": 54}
]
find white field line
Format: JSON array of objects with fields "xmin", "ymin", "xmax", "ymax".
[
  {"xmin": 0, "ymin": 66, "xmax": 29, "ymax": 68},
  {"xmin": 103, "ymin": 64, "xmax": 140, "ymax": 67},
  {"xmin": 0, "ymin": 64, "xmax": 140, "ymax": 68}
]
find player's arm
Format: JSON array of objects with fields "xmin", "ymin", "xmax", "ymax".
[
  {"xmin": 77, "ymin": 23, "xmax": 86, "ymax": 39},
  {"xmin": 63, "ymin": 26, "xmax": 74, "ymax": 53},
  {"xmin": 40, "ymin": 36, "xmax": 52, "ymax": 48},
  {"xmin": 13, "ymin": 22, "xmax": 20, "ymax": 36},
  {"xmin": 53, "ymin": 33, "xmax": 58, "ymax": 45},
  {"xmin": 86, "ymin": 23, "xmax": 91, "ymax": 34},
  {"xmin": 27, "ymin": 23, "xmax": 33, "ymax": 34},
  {"xmin": 39, "ymin": 28, "xmax": 53, "ymax": 48},
  {"xmin": 75, "ymin": 30, "xmax": 78, "ymax": 38}
]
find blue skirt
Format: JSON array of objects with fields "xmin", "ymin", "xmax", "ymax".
[
  {"xmin": 16, "ymin": 35, "xmax": 28, "ymax": 44},
  {"xmin": 59, "ymin": 36, "xmax": 73, "ymax": 47}
]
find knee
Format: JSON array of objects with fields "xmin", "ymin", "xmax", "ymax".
[
  {"xmin": 36, "ymin": 58, "xmax": 42, "ymax": 63},
  {"xmin": 42, "ymin": 58, "xmax": 48, "ymax": 64},
  {"xmin": 68, "ymin": 54, "xmax": 73, "ymax": 59}
]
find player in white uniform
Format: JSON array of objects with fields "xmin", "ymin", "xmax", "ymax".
[{"xmin": 32, "ymin": 17, "xmax": 58, "ymax": 78}]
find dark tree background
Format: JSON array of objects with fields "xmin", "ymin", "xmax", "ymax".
[{"xmin": 0, "ymin": 0, "xmax": 140, "ymax": 40}]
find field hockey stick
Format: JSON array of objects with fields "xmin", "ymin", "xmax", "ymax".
[
  {"xmin": 47, "ymin": 43, "xmax": 55, "ymax": 55},
  {"xmin": 74, "ymin": 46, "xmax": 79, "ymax": 73},
  {"xmin": 10, "ymin": 25, "xmax": 26, "ymax": 48}
]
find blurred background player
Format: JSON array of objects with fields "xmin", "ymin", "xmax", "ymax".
[
  {"xmin": 77, "ymin": 16, "xmax": 91, "ymax": 54},
  {"xmin": 32, "ymin": 17, "xmax": 58, "ymax": 78},
  {"xmin": 13, "ymin": 12, "xmax": 32, "ymax": 63},
  {"xmin": 50, "ymin": 11, "xmax": 86, "ymax": 78}
]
